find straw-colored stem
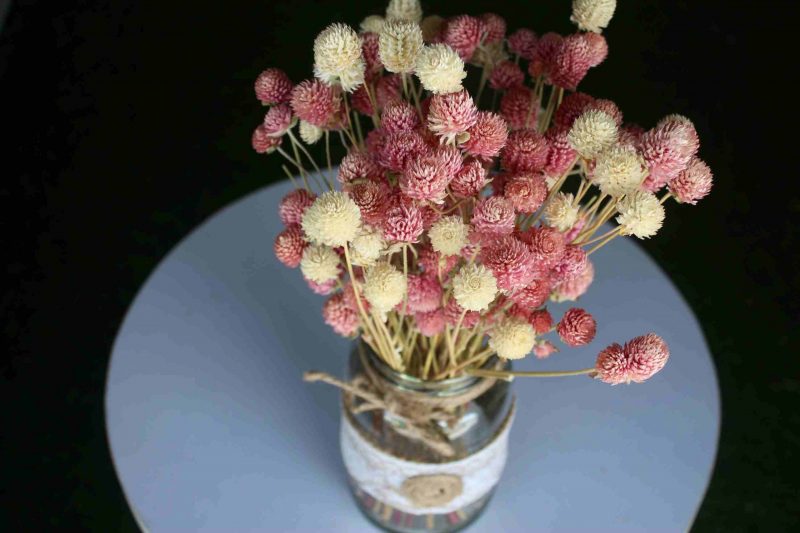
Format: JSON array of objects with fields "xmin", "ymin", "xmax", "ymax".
[{"xmin": 467, "ymin": 367, "xmax": 595, "ymax": 380}]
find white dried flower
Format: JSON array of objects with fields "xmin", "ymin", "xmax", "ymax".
[
  {"xmin": 300, "ymin": 244, "xmax": 340, "ymax": 283},
  {"xmin": 420, "ymin": 15, "xmax": 445, "ymax": 42},
  {"xmin": 414, "ymin": 44, "xmax": 467, "ymax": 95},
  {"xmin": 386, "ymin": 0, "xmax": 423, "ymax": 23},
  {"xmin": 616, "ymin": 191, "xmax": 665, "ymax": 239},
  {"xmin": 379, "ymin": 20, "xmax": 424, "ymax": 73},
  {"xmin": 313, "ymin": 23, "xmax": 365, "ymax": 92},
  {"xmin": 363, "ymin": 262, "xmax": 407, "ymax": 313},
  {"xmin": 568, "ymin": 109, "xmax": 619, "ymax": 159},
  {"xmin": 350, "ymin": 226, "xmax": 386, "ymax": 266},
  {"xmin": 429, "ymin": 215, "xmax": 469, "ymax": 256},
  {"xmin": 298, "ymin": 120, "xmax": 323, "ymax": 145},
  {"xmin": 452, "ymin": 263, "xmax": 498, "ymax": 312},
  {"xmin": 571, "ymin": 0, "xmax": 617, "ymax": 33},
  {"xmin": 543, "ymin": 192, "xmax": 580, "ymax": 232},
  {"xmin": 593, "ymin": 144, "xmax": 648, "ymax": 197},
  {"xmin": 301, "ymin": 191, "xmax": 362, "ymax": 247},
  {"xmin": 489, "ymin": 316, "xmax": 536, "ymax": 360},
  {"xmin": 360, "ymin": 15, "xmax": 385, "ymax": 34}
]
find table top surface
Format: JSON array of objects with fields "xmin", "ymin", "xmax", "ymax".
[{"xmin": 106, "ymin": 180, "xmax": 720, "ymax": 532}]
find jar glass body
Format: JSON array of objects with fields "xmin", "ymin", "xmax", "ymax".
[{"xmin": 340, "ymin": 343, "xmax": 514, "ymax": 533}]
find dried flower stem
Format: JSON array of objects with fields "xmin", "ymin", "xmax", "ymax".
[{"xmin": 467, "ymin": 367, "xmax": 594, "ymax": 380}]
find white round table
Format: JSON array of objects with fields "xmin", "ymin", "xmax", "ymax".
[{"xmin": 106, "ymin": 180, "xmax": 720, "ymax": 532}]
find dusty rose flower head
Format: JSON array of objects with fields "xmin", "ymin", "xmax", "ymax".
[
  {"xmin": 568, "ymin": 109, "xmax": 619, "ymax": 159},
  {"xmin": 386, "ymin": 0, "xmax": 423, "ymax": 23},
  {"xmin": 379, "ymin": 20, "xmax": 424, "ymax": 73},
  {"xmin": 594, "ymin": 333, "xmax": 669, "ymax": 384},
  {"xmin": 255, "ymin": 68, "xmax": 293, "ymax": 105},
  {"xmin": 534, "ymin": 340, "xmax": 558, "ymax": 359},
  {"xmin": 262, "ymin": 104, "xmax": 294, "ymax": 137},
  {"xmin": 381, "ymin": 99, "xmax": 420, "ymax": 133},
  {"xmin": 543, "ymin": 192, "xmax": 580, "ymax": 232},
  {"xmin": 557, "ymin": 307, "xmax": 597, "ymax": 346},
  {"xmin": 361, "ymin": 32, "xmax": 383, "ymax": 79},
  {"xmin": 616, "ymin": 191, "xmax": 665, "ymax": 239},
  {"xmin": 481, "ymin": 235, "xmax": 536, "ymax": 291},
  {"xmin": 382, "ymin": 196, "xmax": 424, "ymax": 242},
  {"xmin": 668, "ymin": 157, "xmax": 713, "ymax": 205},
  {"xmin": 341, "ymin": 280, "xmax": 370, "ymax": 313},
  {"xmin": 529, "ymin": 309, "xmax": 554, "ymax": 334},
  {"xmin": 553, "ymin": 92, "xmax": 596, "ymax": 129},
  {"xmin": 290, "ymin": 79, "xmax": 340, "ymax": 127},
  {"xmin": 274, "ymin": 224, "xmax": 307, "ymax": 268},
  {"xmin": 489, "ymin": 316, "xmax": 536, "ymax": 360},
  {"xmin": 442, "ymin": 15, "xmax": 486, "ymax": 61},
  {"xmin": 427, "ymin": 90, "xmax": 479, "ymax": 144},
  {"xmin": 508, "ymin": 28, "xmax": 538, "ymax": 60},
  {"xmin": 252, "ymin": 125, "xmax": 282, "ymax": 154},
  {"xmin": 582, "ymin": 32, "xmax": 609, "ymax": 67},
  {"xmin": 545, "ymin": 125, "xmax": 579, "ymax": 176},
  {"xmin": 418, "ymin": 244, "xmax": 460, "ymax": 277},
  {"xmin": 313, "ymin": 23, "xmax": 365, "ymax": 92},
  {"xmin": 509, "ymin": 277, "xmax": 552, "ymax": 310},
  {"xmin": 415, "ymin": 43, "xmax": 468, "ymax": 94},
  {"xmin": 431, "ymin": 144, "xmax": 464, "ymax": 177},
  {"xmin": 338, "ymin": 150, "xmax": 384, "ymax": 185},
  {"xmin": 528, "ymin": 225, "xmax": 567, "ymax": 266},
  {"xmin": 550, "ymin": 33, "xmax": 593, "ymax": 91},
  {"xmin": 551, "ymin": 244, "xmax": 588, "ymax": 282},
  {"xmin": 463, "ymin": 111, "xmax": 509, "ymax": 158},
  {"xmin": 376, "ymin": 130, "xmax": 427, "ymax": 171},
  {"xmin": 531, "ymin": 32, "xmax": 563, "ymax": 78},
  {"xmin": 501, "ymin": 129, "xmax": 550, "ymax": 173},
  {"xmin": 489, "ymin": 62, "xmax": 524, "ymax": 92},
  {"xmin": 450, "ymin": 158, "xmax": 489, "ymax": 197},
  {"xmin": 415, "ymin": 308, "xmax": 446, "ymax": 336},
  {"xmin": 571, "ymin": 0, "xmax": 617, "ymax": 34},
  {"xmin": 406, "ymin": 274, "xmax": 443, "ymax": 313},
  {"xmin": 505, "ymin": 174, "xmax": 548, "ymax": 213},
  {"xmin": 279, "ymin": 188, "xmax": 317, "ymax": 225},
  {"xmin": 305, "ymin": 275, "xmax": 339, "ymax": 295},
  {"xmin": 641, "ymin": 114, "xmax": 700, "ymax": 191},
  {"xmin": 481, "ymin": 13, "xmax": 506, "ymax": 44},
  {"xmin": 443, "ymin": 298, "xmax": 480, "ymax": 328},
  {"xmin": 553, "ymin": 259, "xmax": 594, "ymax": 301},
  {"xmin": 323, "ymin": 293, "xmax": 359, "ymax": 337},
  {"xmin": 500, "ymin": 86, "xmax": 537, "ymax": 130},
  {"xmin": 472, "ymin": 196, "xmax": 516, "ymax": 235},
  {"xmin": 400, "ymin": 153, "xmax": 452, "ymax": 203}
]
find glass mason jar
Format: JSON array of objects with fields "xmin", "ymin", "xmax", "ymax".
[{"xmin": 340, "ymin": 343, "xmax": 514, "ymax": 533}]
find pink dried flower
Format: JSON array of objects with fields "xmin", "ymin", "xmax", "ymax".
[
  {"xmin": 444, "ymin": 298, "xmax": 481, "ymax": 328},
  {"xmin": 463, "ymin": 111, "xmax": 509, "ymax": 159},
  {"xmin": 500, "ymin": 86, "xmax": 537, "ymax": 130},
  {"xmin": 252, "ymin": 125, "xmax": 282, "ymax": 154},
  {"xmin": 431, "ymin": 144, "xmax": 464, "ymax": 177},
  {"xmin": 618, "ymin": 124, "xmax": 646, "ymax": 148},
  {"xmin": 401, "ymin": 154, "xmax": 452, "ymax": 203},
  {"xmin": 273, "ymin": 224, "xmax": 307, "ymax": 268},
  {"xmin": 480, "ymin": 13, "xmax": 506, "ymax": 44},
  {"xmin": 382, "ymin": 98, "xmax": 420, "ymax": 133},
  {"xmin": 490, "ymin": 171, "xmax": 511, "ymax": 196},
  {"xmin": 668, "ymin": 157, "xmax": 713, "ymax": 205},
  {"xmin": 509, "ymin": 277, "xmax": 552, "ymax": 310},
  {"xmin": 588, "ymin": 99, "xmax": 623, "ymax": 126},
  {"xmin": 350, "ymin": 85, "xmax": 375, "ymax": 116},
  {"xmin": 349, "ymin": 181, "xmax": 389, "ymax": 224},
  {"xmin": 640, "ymin": 115, "xmax": 700, "ymax": 191},
  {"xmin": 531, "ymin": 32, "xmax": 563, "ymax": 79},
  {"xmin": 306, "ymin": 275, "xmax": 339, "ymax": 295},
  {"xmin": 550, "ymin": 34, "xmax": 592, "ymax": 91},
  {"xmin": 557, "ymin": 307, "xmax": 597, "ymax": 346},
  {"xmin": 341, "ymin": 280, "xmax": 370, "ymax": 313},
  {"xmin": 545, "ymin": 125, "xmax": 579, "ymax": 176},
  {"xmin": 489, "ymin": 61, "xmax": 524, "ymax": 91},
  {"xmin": 415, "ymin": 308, "xmax": 446, "ymax": 336},
  {"xmin": 255, "ymin": 68, "xmax": 293, "ymax": 105},
  {"xmin": 553, "ymin": 92, "xmax": 595, "ymax": 129},
  {"xmin": 279, "ymin": 188, "xmax": 316, "ymax": 225},
  {"xmin": 553, "ymin": 259, "xmax": 594, "ymax": 301},
  {"xmin": 376, "ymin": 74, "xmax": 403, "ymax": 106},
  {"xmin": 504, "ymin": 173, "xmax": 548, "ymax": 213},
  {"xmin": 427, "ymin": 90, "xmax": 479, "ymax": 144},
  {"xmin": 443, "ymin": 15, "xmax": 486, "ymax": 61},
  {"xmin": 450, "ymin": 158, "xmax": 489, "ymax": 198},
  {"xmin": 594, "ymin": 333, "xmax": 670, "ymax": 384},
  {"xmin": 262, "ymin": 103, "xmax": 294, "ymax": 137},
  {"xmin": 551, "ymin": 244, "xmax": 588, "ymax": 282},
  {"xmin": 534, "ymin": 340, "xmax": 558, "ymax": 359},
  {"xmin": 501, "ymin": 129, "xmax": 550, "ymax": 173},
  {"xmin": 421, "ymin": 205, "xmax": 442, "ymax": 230},
  {"xmin": 383, "ymin": 196, "xmax": 424, "ymax": 242},
  {"xmin": 528, "ymin": 225, "xmax": 567, "ymax": 266},
  {"xmin": 508, "ymin": 28, "xmax": 538, "ymax": 60},
  {"xmin": 290, "ymin": 79, "xmax": 340, "ymax": 127},
  {"xmin": 529, "ymin": 308, "xmax": 554, "ymax": 334},
  {"xmin": 376, "ymin": 130, "xmax": 428, "ymax": 171},
  {"xmin": 581, "ymin": 32, "xmax": 608, "ymax": 67},
  {"xmin": 406, "ymin": 274, "xmax": 444, "ymax": 313},
  {"xmin": 418, "ymin": 244, "xmax": 460, "ymax": 277},
  {"xmin": 472, "ymin": 196, "xmax": 516, "ymax": 235},
  {"xmin": 338, "ymin": 150, "xmax": 384, "ymax": 185},
  {"xmin": 362, "ymin": 32, "xmax": 383, "ymax": 79},
  {"xmin": 323, "ymin": 293, "xmax": 359, "ymax": 337},
  {"xmin": 481, "ymin": 235, "xmax": 536, "ymax": 291}
]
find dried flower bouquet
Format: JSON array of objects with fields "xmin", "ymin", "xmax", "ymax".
[{"xmin": 256, "ymin": 0, "xmax": 713, "ymax": 385}]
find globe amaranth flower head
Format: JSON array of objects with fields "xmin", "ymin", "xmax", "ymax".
[
  {"xmin": 616, "ymin": 191, "xmax": 665, "ymax": 239},
  {"xmin": 254, "ymin": 68, "xmax": 294, "ymax": 105},
  {"xmin": 290, "ymin": 79, "xmax": 340, "ymax": 127},
  {"xmin": 251, "ymin": 125, "xmax": 282, "ymax": 154},
  {"xmin": 472, "ymin": 196, "xmax": 516, "ymax": 235},
  {"xmin": 593, "ymin": 143, "xmax": 648, "ymax": 197},
  {"xmin": 414, "ymin": 44, "xmax": 467, "ymax": 95},
  {"xmin": 463, "ymin": 111, "xmax": 509, "ymax": 159},
  {"xmin": 594, "ymin": 333, "xmax": 669, "ymax": 384},
  {"xmin": 640, "ymin": 114, "xmax": 700, "ymax": 191},
  {"xmin": 400, "ymin": 153, "xmax": 452, "ymax": 203},
  {"xmin": 360, "ymin": 15, "xmax": 386, "ymax": 34},
  {"xmin": 442, "ymin": 15, "xmax": 486, "ymax": 61},
  {"xmin": 450, "ymin": 158, "xmax": 489, "ymax": 198},
  {"xmin": 301, "ymin": 190, "xmax": 362, "ymax": 247},
  {"xmin": 543, "ymin": 192, "xmax": 580, "ymax": 232},
  {"xmin": 570, "ymin": 0, "xmax": 617, "ymax": 34},
  {"xmin": 298, "ymin": 120, "xmax": 324, "ymax": 144},
  {"xmin": 489, "ymin": 61, "xmax": 525, "ymax": 91},
  {"xmin": 480, "ymin": 235, "xmax": 537, "ymax": 291},
  {"xmin": 363, "ymin": 262, "xmax": 407, "ymax": 314},
  {"xmin": 274, "ymin": 224, "xmax": 307, "ymax": 268},
  {"xmin": 406, "ymin": 274, "xmax": 443, "ymax": 313},
  {"xmin": 279, "ymin": 188, "xmax": 317, "ymax": 226},
  {"xmin": 386, "ymin": 0, "xmax": 423, "ymax": 23},
  {"xmin": 500, "ymin": 86, "xmax": 537, "ymax": 131},
  {"xmin": 452, "ymin": 263, "xmax": 498, "ymax": 312},
  {"xmin": 313, "ymin": 23, "xmax": 365, "ymax": 92},
  {"xmin": 489, "ymin": 316, "xmax": 536, "ymax": 360},
  {"xmin": 504, "ymin": 173, "xmax": 547, "ymax": 214},
  {"xmin": 349, "ymin": 225, "xmax": 386, "ymax": 267},
  {"xmin": 429, "ymin": 215, "xmax": 469, "ymax": 256},
  {"xmin": 379, "ymin": 20, "xmax": 424, "ymax": 73},
  {"xmin": 262, "ymin": 104, "xmax": 295, "ymax": 137},
  {"xmin": 501, "ymin": 129, "xmax": 550, "ymax": 173},
  {"xmin": 557, "ymin": 307, "xmax": 597, "ymax": 346},
  {"xmin": 668, "ymin": 157, "xmax": 713, "ymax": 205},
  {"xmin": 568, "ymin": 109, "xmax": 619, "ymax": 159},
  {"xmin": 300, "ymin": 244, "xmax": 341, "ymax": 283},
  {"xmin": 427, "ymin": 90, "xmax": 479, "ymax": 145},
  {"xmin": 323, "ymin": 292, "xmax": 360, "ymax": 337}
]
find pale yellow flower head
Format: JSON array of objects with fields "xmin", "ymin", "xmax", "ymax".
[
  {"xmin": 571, "ymin": 0, "xmax": 617, "ymax": 33},
  {"xmin": 568, "ymin": 109, "xmax": 619, "ymax": 159},
  {"xmin": 429, "ymin": 215, "xmax": 469, "ymax": 256},
  {"xmin": 363, "ymin": 262, "xmax": 407, "ymax": 313},
  {"xmin": 593, "ymin": 144, "xmax": 648, "ymax": 197},
  {"xmin": 313, "ymin": 23, "xmax": 365, "ymax": 92},
  {"xmin": 386, "ymin": 0, "xmax": 423, "ymax": 23},
  {"xmin": 452, "ymin": 263, "xmax": 498, "ymax": 312},
  {"xmin": 300, "ymin": 244, "xmax": 340, "ymax": 283},
  {"xmin": 360, "ymin": 15, "xmax": 385, "ymax": 34},
  {"xmin": 379, "ymin": 20, "xmax": 424, "ymax": 73},
  {"xmin": 489, "ymin": 316, "xmax": 536, "ymax": 360},
  {"xmin": 301, "ymin": 191, "xmax": 362, "ymax": 247},
  {"xmin": 349, "ymin": 226, "xmax": 386, "ymax": 267},
  {"xmin": 543, "ymin": 192, "xmax": 580, "ymax": 232},
  {"xmin": 616, "ymin": 191, "xmax": 665, "ymax": 239},
  {"xmin": 298, "ymin": 120, "xmax": 323, "ymax": 145},
  {"xmin": 414, "ymin": 44, "xmax": 467, "ymax": 95}
]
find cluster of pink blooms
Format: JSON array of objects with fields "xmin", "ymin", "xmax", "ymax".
[{"xmin": 257, "ymin": 1, "xmax": 709, "ymax": 384}]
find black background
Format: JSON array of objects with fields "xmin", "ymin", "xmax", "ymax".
[{"xmin": 2, "ymin": 0, "xmax": 798, "ymax": 530}]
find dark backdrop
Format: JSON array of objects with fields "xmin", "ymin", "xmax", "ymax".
[{"xmin": 2, "ymin": 0, "xmax": 798, "ymax": 530}]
